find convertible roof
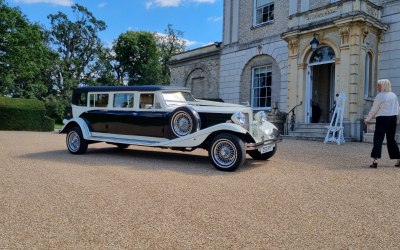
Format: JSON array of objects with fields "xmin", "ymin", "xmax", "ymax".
[{"xmin": 73, "ymin": 85, "xmax": 190, "ymax": 93}]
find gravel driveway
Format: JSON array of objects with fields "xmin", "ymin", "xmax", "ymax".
[{"xmin": 1, "ymin": 131, "xmax": 400, "ymax": 249}]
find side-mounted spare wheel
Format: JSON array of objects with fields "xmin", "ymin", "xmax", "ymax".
[
  {"xmin": 248, "ymin": 144, "xmax": 277, "ymax": 160},
  {"xmin": 66, "ymin": 127, "xmax": 88, "ymax": 154},
  {"xmin": 208, "ymin": 133, "xmax": 246, "ymax": 171},
  {"xmin": 169, "ymin": 106, "xmax": 200, "ymax": 138}
]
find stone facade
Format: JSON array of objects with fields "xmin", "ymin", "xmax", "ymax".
[
  {"xmin": 169, "ymin": 0, "xmax": 400, "ymax": 141},
  {"xmin": 169, "ymin": 44, "xmax": 221, "ymax": 100}
]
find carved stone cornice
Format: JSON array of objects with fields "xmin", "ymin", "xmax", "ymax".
[
  {"xmin": 288, "ymin": 38, "xmax": 299, "ymax": 55},
  {"xmin": 338, "ymin": 25, "xmax": 350, "ymax": 45}
]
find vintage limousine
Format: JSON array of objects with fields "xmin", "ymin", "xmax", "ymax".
[{"xmin": 60, "ymin": 85, "xmax": 281, "ymax": 171}]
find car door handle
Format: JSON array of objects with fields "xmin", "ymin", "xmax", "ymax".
[{"xmin": 132, "ymin": 112, "xmax": 138, "ymax": 116}]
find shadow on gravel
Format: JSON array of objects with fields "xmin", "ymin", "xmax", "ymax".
[{"xmin": 20, "ymin": 145, "xmax": 265, "ymax": 175}]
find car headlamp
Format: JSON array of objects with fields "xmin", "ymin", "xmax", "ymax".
[
  {"xmin": 255, "ymin": 111, "xmax": 268, "ymax": 124},
  {"xmin": 231, "ymin": 111, "xmax": 246, "ymax": 126}
]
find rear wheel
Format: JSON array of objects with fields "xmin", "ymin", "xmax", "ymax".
[
  {"xmin": 248, "ymin": 145, "xmax": 277, "ymax": 160},
  {"xmin": 66, "ymin": 127, "xmax": 88, "ymax": 154},
  {"xmin": 208, "ymin": 133, "xmax": 246, "ymax": 171}
]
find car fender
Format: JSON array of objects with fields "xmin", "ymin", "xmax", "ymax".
[
  {"xmin": 59, "ymin": 118, "xmax": 91, "ymax": 139},
  {"xmin": 159, "ymin": 123, "xmax": 249, "ymax": 148}
]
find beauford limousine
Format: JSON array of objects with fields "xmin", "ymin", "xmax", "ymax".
[{"xmin": 60, "ymin": 85, "xmax": 281, "ymax": 171}]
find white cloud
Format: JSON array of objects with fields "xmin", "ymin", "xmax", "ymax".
[
  {"xmin": 207, "ymin": 16, "xmax": 222, "ymax": 22},
  {"xmin": 13, "ymin": 0, "xmax": 73, "ymax": 6},
  {"xmin": 192, "ymin": 0, "xmax": 216, "ymax": 3},
  {"xmin": 98, "ymin": 2, "xmax": 107, "ymax": 8},
  {"xmin": 145, "ymin": 0, "xmax": 215, "ymax": 8}
]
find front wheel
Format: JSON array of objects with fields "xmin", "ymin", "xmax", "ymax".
[
  {"xmin": 208, "ymin": 133, "xmax": 246, "ymax": 171},
  {"xmin": 248, "ymin": 144, "xmax": 277, "ymax": 160},
  {"xmin": 66, "ymin": 127, "xmax": 88, "ymax": 154}
]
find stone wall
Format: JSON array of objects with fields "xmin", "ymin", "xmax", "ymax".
[
  {"xmin": 364, "ymin": 0, "xmax": 400, "ymax": 142},
  {"xmin": 169, "ymin": 45, "xmax": 221, "ymax": 100},
  {"xmin": 238, "ymin": 1, "xmax": 289, "ymax": 45},
  {"xmin": 219, "ymin": 37, "xmax": 288, "ymax": 110},
  {"xmin": 379, "ymin": 1, "xmax": 400, "ymax": 92}
]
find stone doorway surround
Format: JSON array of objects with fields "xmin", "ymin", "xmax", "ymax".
[{"xmin": 282, "ymin": 0, "xmax": 387, "ymax": 141}]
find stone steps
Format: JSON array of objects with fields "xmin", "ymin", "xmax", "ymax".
[{"xmin": 285, "ymin": 123, "xmax": 353, "ymax": 142}]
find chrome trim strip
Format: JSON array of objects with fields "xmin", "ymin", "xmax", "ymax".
[{"xmin": 246, "ymin": 137, "xmax": 282, "ymax": 151}]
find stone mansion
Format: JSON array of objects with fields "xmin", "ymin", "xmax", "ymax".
[{"xmin": 169, "ymin": 0, "xmax": 400, "ymax": 141}]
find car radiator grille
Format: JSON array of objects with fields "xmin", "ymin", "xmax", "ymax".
[
  {"xmin": 198, "ymin": 112, "xmax": 250, "ymax": 131},
  {"xmin": 198, "ymin": 113, "xmax": 232, "ymax": 129}
]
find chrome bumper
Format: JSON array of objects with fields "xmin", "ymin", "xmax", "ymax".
[{"xmin": 246, "ymin": 131, "xmax": 282, "ymax": 151}]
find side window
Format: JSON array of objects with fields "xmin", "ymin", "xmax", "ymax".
[
  {"xmin": 139, "ymin": 94, "xmax": 154, "ymax": 109},
  {"xmin": 254, "ymin": 0, "xmax": 274, "ymax": 26},
  {"xmin": 113, "ymin": 93, "xmax": 134, "ymax": 108},
  {"xmin": 89, "ymin": 93, "xmax": 109, "ymax": 108},
  {"xmin": 75, "ymin": 92, "xmax": 87, "ymax": 106}
]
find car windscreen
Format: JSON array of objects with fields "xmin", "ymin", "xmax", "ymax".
[{"xmin": 162, "ymin": 91, "xmax": 196, "ymax": 106}]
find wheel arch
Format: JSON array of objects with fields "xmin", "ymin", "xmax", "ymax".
[
  {"xmin": 59, "ymin": 118, "xmax": 91, "ymax": 139},
  {"xmin": 200, "ymin": 130, "xmax": 255, "ymax": 149}
]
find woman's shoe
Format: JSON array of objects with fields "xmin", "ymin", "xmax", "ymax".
[
  {"xmin": 395, "ymin": 160, "xmax": 400, "ymax": 167},
  {"xmin": 370, "ymin": 162, "xmax": 378, "ymax": 168}
]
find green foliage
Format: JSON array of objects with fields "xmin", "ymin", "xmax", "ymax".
[
  {"xmin": 114, "ymin": 31, "xmax": 161, "ymax": 85},
  {"xmin": 47, "ymin": 4, "xmax": 107, "ymax": 95},
  {"xmin": 0, "ymin": 1, "xmax": 57, "ymax": 99},
  {"xmin": 44, "ymin": 95, "xmax": 69, "ymax": 123},
  {"xmin": 0, "ymin": 1, "xmax": 188, "ymax": 125},
  {"xmin": 156, "ymin": 24, "xmax": 186, "ymax": 84},
  {"xmin": 0, "ymin": 97, "xmax": 55, "ymax": 131}
]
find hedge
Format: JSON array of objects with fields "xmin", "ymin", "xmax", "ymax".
[{"xmin": 0, "ymin": 97, "xmax": 55, "ymax": 131}]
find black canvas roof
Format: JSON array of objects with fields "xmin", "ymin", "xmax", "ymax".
[{"xmin": 73, "ymin": 85, "xmax": 190, "ymax": 93}]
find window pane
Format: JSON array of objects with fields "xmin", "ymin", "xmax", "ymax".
[
  {"xmin": 90, "ymin": 94, "xmax": 95, "ymax": 107},
  {"xmin": 252, "ymin": 66, "xmax": 272, "ymax": 109},
  {"xmin": 256, "ymin": 0, "xmax": 272, "ymax": 7},
  {"xmin": 114, "ymin": 93, "xmax": 134, "ymax": 108},
  {"xmin": 96, "ymin": 94, "xmax": 109, "ymax": 107},
  {"xmin": 77, "ymin": 93, "xmax": 87, "ymax": 106},
  {"xmin": 255, "ymin": 3, "xmax": 274, "ymax": 25},
  {"xmin": 140, "ymin": 94, "xmax": 154, "ymax": 109}
]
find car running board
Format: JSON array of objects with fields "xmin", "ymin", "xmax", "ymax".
[{"xmin": 88, "ymin": 136, "xmax": 162, "ymax": 146}]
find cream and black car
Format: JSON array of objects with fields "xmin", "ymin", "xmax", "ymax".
[{"xmin": 60, "ymin": 85, "xmax": 281, "ymax": 171}]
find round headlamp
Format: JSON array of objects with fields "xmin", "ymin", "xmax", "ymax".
[
  {"xmin": 255, "ymin": 111, "xmax": 268, "ymax": 123},
  {"xmin": 231, "ymin": 111, "xmax": 246, "ymax": 126}
]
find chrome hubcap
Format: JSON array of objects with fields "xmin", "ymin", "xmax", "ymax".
[
  {"xmin": 68, "ymin": 131, "xmax": 80, "ymax": 152},
  {"xmin": 212, "ymin": 139, "xmax": 237, "ymax": 168}
]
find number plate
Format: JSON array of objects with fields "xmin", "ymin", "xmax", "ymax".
[{"xmin": 259, "ymin": 145, "xmax": 274, "ymax": 154}]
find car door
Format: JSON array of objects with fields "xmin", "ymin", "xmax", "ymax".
[
  {"xmin": 106, "ymin": 92, "xmax": 168, "ymax": 138},
  {"xmin": 81, "ymin": 93, "xmax": 110, "ymax": 133}
]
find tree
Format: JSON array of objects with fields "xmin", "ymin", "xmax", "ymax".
[
  {"xmin": 156, "ymin": 24, "xmax": 186, "ymax": 84},
  {"xmin": 94, "ymin": 45, "xmax": 123, "ymax": 86},
  {"xmin": 114, "ymin": 31, "xmax": 161, "ymax": 85},
  {"xmin": 47, "ymin": 4, "xmax": 107, "ymax": 94},
  {"xmin": 0, "ymin": 0, "xmax": 57, "ymax": 99},
  {"xmin": 46, "ymin": 4, "xmax": 107, "ymax": 121}
]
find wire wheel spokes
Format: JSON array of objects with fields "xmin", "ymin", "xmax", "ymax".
[
  {"xmin": 212, "ymin": 139, "xmax": 237, "ymax": 168},
  {"xmin": 172, "ymin": 111, "xmax": 193, "ymax": 136}
]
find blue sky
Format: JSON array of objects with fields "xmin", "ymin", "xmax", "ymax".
[{"xmin": 7, "ymin": 0, "xmax": 223, "ymax": 49}]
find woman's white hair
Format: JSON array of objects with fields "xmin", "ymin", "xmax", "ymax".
[{"xmin": 378, "ymin": 79, "xmax": 392, "ymax": 92}]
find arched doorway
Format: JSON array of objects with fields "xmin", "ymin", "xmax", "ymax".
[{"xmin": 306, "ymin": 46, "xmax": 336, "ymax": 123}]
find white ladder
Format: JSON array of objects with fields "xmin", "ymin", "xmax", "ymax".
[{"xmin": 324, "ymin": 92, "xmax": 346, "ymax": 145}]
